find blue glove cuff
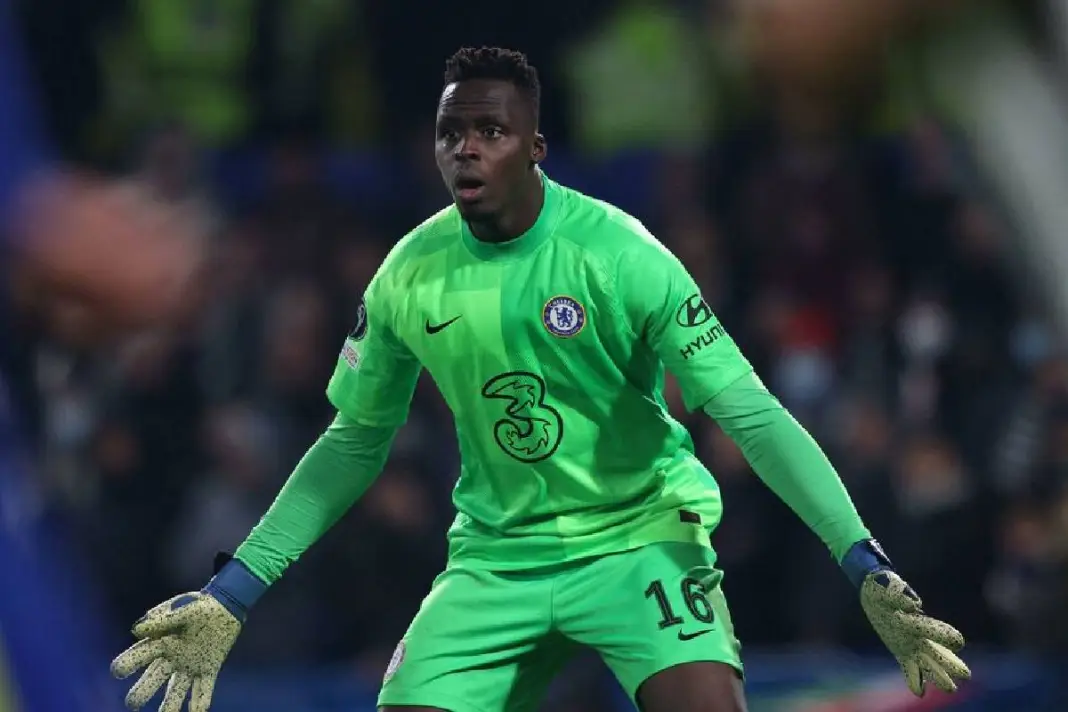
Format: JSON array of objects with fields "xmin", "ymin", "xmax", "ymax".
[
  {"xmin": 840, "ymin": 539, "xmax": 894, "ymax": 589},
  {"xmin": 203, "ymin": 559, "xmax": 268, "ymax": 621}
]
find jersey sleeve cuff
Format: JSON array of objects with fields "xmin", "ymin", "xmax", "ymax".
[
  {"xmin": 203, "ymin": 558, "xmax": 268, "ymax": 621},
  {"xmin": 840, "ymin": 539, "xmax": 894, "ymax": 589}
]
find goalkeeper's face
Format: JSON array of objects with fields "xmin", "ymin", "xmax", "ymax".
[{"xmin": 435, "ymin": 79, "xmax": 544, "ymax": 221}]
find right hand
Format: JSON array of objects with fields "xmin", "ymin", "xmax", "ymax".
[{"xmin": 111, "ymin": 591, "xmax": 241, "ymax": 712}]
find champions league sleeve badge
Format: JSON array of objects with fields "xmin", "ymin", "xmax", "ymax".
[
  {"xmin": 542, "ymin": 296, "xmax": 586, "ymax": 338},
  {"xmin": 349, "ymin": 299, "xmax": 368, "ymax": 340}
]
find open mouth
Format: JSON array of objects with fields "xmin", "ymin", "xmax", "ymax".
[{"xmin": 454, "ymin": 176, "xmax": 486, "ymax": 201}]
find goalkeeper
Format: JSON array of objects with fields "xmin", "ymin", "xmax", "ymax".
[{"xmin": 112, "ymin": 47, "xmax": 970, "ymax": 712}]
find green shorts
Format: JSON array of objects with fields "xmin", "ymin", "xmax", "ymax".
[{"xmin": 377, "ymin": 541, "xmax": 743, "ymax": 712}]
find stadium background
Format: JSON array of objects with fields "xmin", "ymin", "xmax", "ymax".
[{"xmin": 3, "ymin": 0, "xmax": 1068, "ymax": 710}]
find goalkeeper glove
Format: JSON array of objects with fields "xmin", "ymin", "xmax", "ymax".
[
  {"xmin": 842, "ymin": 539, "xmax": 972, "ymax": 696},
  {"xmin": 110, "ymin": 554, "xmax": 266, "ymax": 712}
]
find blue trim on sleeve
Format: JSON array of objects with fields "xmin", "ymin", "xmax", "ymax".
[
  {"xmin": 203, "ymin": 559, "xmax": 268, "ymax": 621},
  {"xmin": 840, "ymin": 539, "xmax": 894, "ymax": 589}
]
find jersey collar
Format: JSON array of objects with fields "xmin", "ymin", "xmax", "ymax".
[{"xmin": 460, "ymin": 170, "xmax": 561, "ymax": 262}]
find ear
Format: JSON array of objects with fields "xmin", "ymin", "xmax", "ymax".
[{"xmin": 531, "ymin": 133, "xmax": 547, "ymax": 166}]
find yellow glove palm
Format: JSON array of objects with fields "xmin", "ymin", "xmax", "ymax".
[
  {"xmin": 110, "ymin": 592, "xmax": 241, "ymax": 712},
  {"xmin": 859, "ymin": 570, "xmax": 972, "ymax": 696}
]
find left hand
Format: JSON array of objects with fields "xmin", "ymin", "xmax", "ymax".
[{"xmin": 859, "ymin": 569, "xmax": 972, "ymax": 696}]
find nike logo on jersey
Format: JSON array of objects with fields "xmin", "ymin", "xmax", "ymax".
[
  {"xmin": 677, "ymin": 629, "xmax": 714, "ymax": 641},
  {"xmin": 425, "ymin": 316, "xmax": 462, "ymax": 334}
]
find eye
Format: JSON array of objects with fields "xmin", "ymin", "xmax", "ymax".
[
  {"xmin": 482, "ymin": 126, "xmax": 504, "ymax": 139},
  {"xmin": 438, "ymin": 128, "xmax": 459, "ymax": 143}
]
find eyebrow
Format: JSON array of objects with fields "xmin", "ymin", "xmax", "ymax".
[{"xmin": 437, "ymin": 109, "xmax": 510, "ymax": 125}]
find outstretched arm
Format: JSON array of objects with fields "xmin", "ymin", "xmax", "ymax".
[
  {"xmin": 112, "ymin": 275, "xmax": 422, "ymax": 712},
  {"xmin": 210, "ymin": 414, "xmax": 400, "ymax": 607},
  {"xmin": 212, "ymin": 276, "xmax": 423, "ymax": 609},
  {"xmin": 702, "ymin": 371, "xmax": 869, "ymax": 562},
  {"xmin": 704, "ymin": 375, "xmax": 969, "ymax": 695},
  {"xmin": 615, "ymin": 225, "xmax": 971, "ymax": 697},
  {"xmin": 615, "ymin": 233, "xmax": 869, "ymax": 561}
]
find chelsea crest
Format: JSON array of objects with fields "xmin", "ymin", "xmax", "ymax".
[{"xmin": 542, "ymin": 296, "xmax": 586, "ymax": 338}]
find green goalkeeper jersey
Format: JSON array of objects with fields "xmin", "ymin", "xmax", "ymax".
[{"xmin": 327, "ymin": 174, "xmax": 753, "ymax": 569}]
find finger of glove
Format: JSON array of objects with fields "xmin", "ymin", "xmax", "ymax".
[
  {"xmin": 125, "ymin": 658, "xmax": 173, "ymax": 711},
  {"xmin": 924, "ymin": 639, "xmax": 972, "ymax": 681},
  {"xmin": 918, "ymin": 651, "xmax": 958, "ymax": 694},
  {"xmin": 111, "ymin": 638, "xmax": 166, "ymax": 679},
  {"xmin": 133, "ymin": 595, "xmax": 201, "ymax": 638},
  {"xmin": 917, "ymin": 617, "xmax": 966, "ymax": 651},
  {"xmin": 189, "ymin": 674, "xmax": 217, "ymax": 712},
  {"xmin": 889, "ymin": 612, "xmax": 955, "ymax": 647},
  {"xmin": 902, "ymin": 658, "xmax": 924, "ymax": 697},
  {"xmin": 869, "ymin": 610, "xmax": 931, "ymax": 658},
  {"xmin": 158, "ymin": 672, "xmax": 192, "ymax": 712}
]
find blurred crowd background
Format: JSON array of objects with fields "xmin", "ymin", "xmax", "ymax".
[{"xmin": 6, "ymin": 0, "xmax": 1068, "ymax": 710}]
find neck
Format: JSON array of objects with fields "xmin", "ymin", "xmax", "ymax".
[{"xmin": 468, "ymin": 172, "xmax": 544, "ymax": 243}]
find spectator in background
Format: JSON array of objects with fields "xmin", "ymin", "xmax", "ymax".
[
  {"xmin": 317, "ymin": 458, "xmax": 448, "ymax": 672},
  {"xmin": 561, "ymin": 0, "xmax": 713, "ymax": 156},
  {"xmin": 256, "ymin": 140, "xmax": 347, "ymax": 279},
  {"xmin": 248, "ymin": 0, "xmax": 362, "ymax": 140},
  {"xmin": 987, "ymin": 491, "xmax": 1068, "ymax": 653},
  {"xmin": 197, "ymin": 217, "xmax": 270, "ymax": 404},
  {"xmin": 80, "ymin": 332, "xmax": 203, "ymax": 626},
  {"xmin": 133, "ymin": 123, "xmax": 219, "ymax": 228},
  {"xmin": 699, "ymin": 422, "xmax": 794, "ymax": 645},
  {"xmin": 255, "ymin": 280, "xmax": 335, "ymax": 460},
  {"xmin": 995, "ymin": 356, "xmax": 1068, "ymax": 494},
  {"xmin": 166, "ymin": 401, "xmax": 324, "ymax": 666},
  {"xmin": 166, "ymin": 402, "xmax": 283, "ymax": 589},
  {"xmin": 885, "ymin": 433, "xmax": 996, "ymax": 641},
  {"xmin": 837, "ymin": 262, "xmax": 900, "ymax": 409},
  {"xmin": 93, "ymin": 0, "xmax": 257, "ymax": 149},
  {"xmin": 794, "ymin": 397, "xmax": 898, "ymax": 647}
]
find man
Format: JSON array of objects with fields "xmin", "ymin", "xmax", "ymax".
[{"xmin": 112, "ymin": 47, "xmax": 970, "ymax": 712}]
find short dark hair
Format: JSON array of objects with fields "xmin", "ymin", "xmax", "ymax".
[{"xmin": 443, "ymin": 46, "xmax": 540, "ymax": 122}]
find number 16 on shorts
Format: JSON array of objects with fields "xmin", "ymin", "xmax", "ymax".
[{"xmin": 645, "ymin": 577, "xmax": 716, "ymax": 640}]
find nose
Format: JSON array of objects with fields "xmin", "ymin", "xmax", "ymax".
[{"xmin": 454, "ymin": 134, "xmax": 479, "ymax": 162}]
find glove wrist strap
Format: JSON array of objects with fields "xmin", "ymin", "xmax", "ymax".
[
  {"xmin": 841, "ymin": 538, "xmax": 894, "ymax": 589},
  {"xmin": 203, "ymin": 559, "xmax": 267, "ymax": 621}
]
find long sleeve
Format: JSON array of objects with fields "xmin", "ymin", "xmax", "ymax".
[
  {"xmin": 612, "ymin": 225, "xmax": 870, "ymax": 563},
  {"xmin": 234, "ymin": 412, "xmax": 398, "ymax": 584},
  {"xmin": 703, "ymin": 371, "xmax": 870, "ymax": 562},
  {"xmin": 231, "ymin": 267, "xmax": 420, "ymax": 589}
]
